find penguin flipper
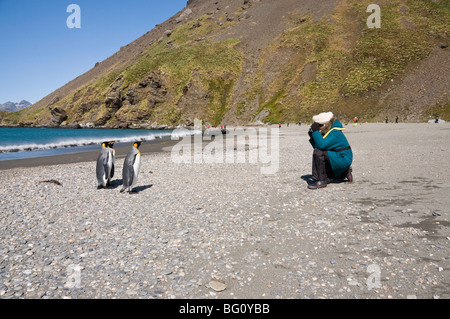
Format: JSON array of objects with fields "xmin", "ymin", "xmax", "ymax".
[
  {"xmin": 122, "ymin": 153, "xmax": 133, "ymax": 192},
  {"xmin": 126, "ymin": 159, "xmax": 135, "ymax": 188},
  {"xmin": 110, "ymin": 148, "xmax": 115, "ymax": 179},
  {"xmin": 96, "ymin": 157, "xmax": 107, "ymax": 187}
]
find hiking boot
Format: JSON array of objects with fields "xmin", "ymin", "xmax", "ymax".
[
  {"xmin": 346, "ymin": 167, "xmax": 353, "ymax": 183},
  {"xmin": 308, "ymin": 180, "xmax": 328, "ymax": 189}
]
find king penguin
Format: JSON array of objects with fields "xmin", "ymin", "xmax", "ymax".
[
  {"xmin": 120, "ymin": 141, "xmax": 143, "ymax": 193},
  {"xmin": 96, "ymin": 141, "xmax": 115, "ymax": 189}
]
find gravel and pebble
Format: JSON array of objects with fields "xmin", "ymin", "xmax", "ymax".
[{"xmin": 0, "ymin": 123, "xmax": 449, "ymax": 299}]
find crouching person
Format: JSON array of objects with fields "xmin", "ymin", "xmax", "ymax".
[{"xmin": 308, "ymin": 112, "xmax": 353, "ymax": 189}]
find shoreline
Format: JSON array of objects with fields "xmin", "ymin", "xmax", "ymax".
[{"xmin": 0, "ymin": 137, "xmax": 180, "ymax": 170}]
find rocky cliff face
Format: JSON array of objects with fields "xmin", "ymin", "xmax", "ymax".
[{"xmin": 2, "ymin": 0, "xmax": 449, "ymax": 127}]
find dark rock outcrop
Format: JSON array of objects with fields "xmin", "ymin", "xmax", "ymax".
[{"xmin": 49, "ymin": 107, "xmax": 67, "ymax": 126}]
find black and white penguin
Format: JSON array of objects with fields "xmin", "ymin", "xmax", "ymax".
[
  {"xmin": 120, "ymin": 141, "xmax": 143, "ymax": 193},
  {"xmin": 96, "ymin": 141, "xmax": 115, "ymax": 189}
]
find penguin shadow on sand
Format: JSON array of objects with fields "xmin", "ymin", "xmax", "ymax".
[
  {"xmin": 105, "ymin": 179, "xmax": 122, "ymax": 190},
  {"xmin": 99, "ymin": 179, "xmax": 153, "ymax": 193},
  {"xmin": 128, "ymin": 184, "xmax": 153, "ymax": 194}
]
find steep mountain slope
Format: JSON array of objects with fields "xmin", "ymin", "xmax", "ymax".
[{"xmin": 1, "ymin": 0, "xmax": 448, "ymax": 127}]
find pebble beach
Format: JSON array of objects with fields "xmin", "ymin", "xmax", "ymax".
[{"xmin": 0, "ymin": 123, "xmax": 449, "ymax": 299}]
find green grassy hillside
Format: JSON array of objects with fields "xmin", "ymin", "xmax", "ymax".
[
  {"xmin": 2, "ymin": 0, "xmax": 448, "ymax": 127},
  {"xmin": 249, "ymin": 0, "xmax": 449, "ymax": 123}
]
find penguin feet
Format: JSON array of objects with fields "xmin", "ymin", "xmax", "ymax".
[
  {"xmin": 120, "ymin": 188, "xmax": 133, "ymax": 193},
  {"xmin": 119, "ymin": 187, "xmax": 137, "ymax": 194}
]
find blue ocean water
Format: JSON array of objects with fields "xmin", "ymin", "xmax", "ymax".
[{"xmin": 0, "ymin": 127, "xmax": 179, "ymax": 161}]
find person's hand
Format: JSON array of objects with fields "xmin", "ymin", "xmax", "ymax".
[{"xmin": 310, "ymin": 122, "xmax": 320, "ymax": 132}]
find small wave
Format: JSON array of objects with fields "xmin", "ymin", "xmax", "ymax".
[{"xmin": 0, "ymin": 131, "xmax": 196, "ymax": 154}]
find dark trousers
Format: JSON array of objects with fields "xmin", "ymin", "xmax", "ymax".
[{"xmin": 312, "ymin": 148, "xmax": 334, "ymax": 181}]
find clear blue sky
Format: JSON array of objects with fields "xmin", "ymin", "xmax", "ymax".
[{"xmin": 0, "ymin": 0, "xmax": 188, "ymax": 104}]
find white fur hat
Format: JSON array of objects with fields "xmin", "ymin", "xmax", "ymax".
[{"xmin": 312, "ymin": 112, "xmax": 334, "ymax": 124}]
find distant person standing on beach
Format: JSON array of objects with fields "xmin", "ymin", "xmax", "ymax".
[
  {"xmin": 395, "ymin": 116, "xmax": 399, "ymax": 124},
  {"xmin": 307, "ymin": 112, "xmax": 353, "ymax": 189},
  {"xmin": 385, "ymin": 116, "xmax": 389, "ymax": 124}
]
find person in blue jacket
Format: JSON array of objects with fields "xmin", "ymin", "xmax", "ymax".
[{"xmin": 307, "ymin": 112, "xmax": 353, "ymax": 189}]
